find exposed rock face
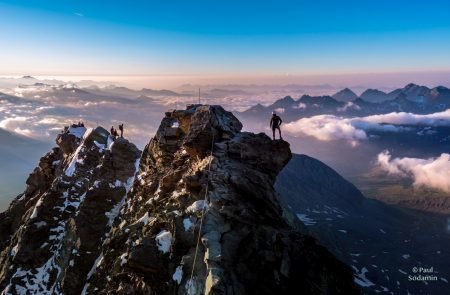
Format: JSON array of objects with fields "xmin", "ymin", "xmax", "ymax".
[
  {"xmin": 85, "ymin": 105, "xmax": 359, "ymax": 294},
  {"xmin": 0, "ymin": 126, "xmax": 141, "ymax": 294},
  {"xmin": 0, "ymin": 105, "xmax": 359, "ymax": 295}
]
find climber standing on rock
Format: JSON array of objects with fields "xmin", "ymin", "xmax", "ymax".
[
  {"xmin": 110, "ymin": 126, "xmax": 116, "ymax": 141},
  {"xmin": 119, "ymin": 123, "xmax": 124, "ymax": 138},
  {"xmin": 270, "ymin": 111, "xmax": 283, "ymax": 140}
]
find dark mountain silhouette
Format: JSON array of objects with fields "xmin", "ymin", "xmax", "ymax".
[
  {"xmin": 332, "ymin": 88, "xmax": 358, "ymax": 102},
  {"xmin": 359, "ymin": 89, "xmax": 389, "ymax": 103},
  {"xmin": 140, "ymin": 88, "xmax": 186, "ymax": 97},
  {"xmin": 388, "ymin": 83, "xmax": 430, "ymax": 103},
  {"xmin": 84, "ymin": 85, "xmax": 187, "ymax": 99},
  {"xmin": 269, "ymin": 95, "xmax": 297, "ymax": 109},
  {"xmin": 276, "ymin": 154, "xmax": 450, "ymax": 294}
]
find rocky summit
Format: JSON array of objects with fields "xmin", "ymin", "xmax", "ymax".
[
  {"xmin": 0, "ymin": 105, "xmax": 359, "ymax": 294},
  {"xmin": 0, "ymin": 126, "xmax": 141, "ymax": 294}
]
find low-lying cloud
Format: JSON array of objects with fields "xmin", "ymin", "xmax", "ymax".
[
  {"xmin": 337, "ymin": 102, "xmax": 361, "ymax": 112},
  {"xmin": 283, "ymin": 115, "xmax": 367, "ymax": 146},
  {"xmin": 363, "ymin": 110, "xmax": 450, "ymax": 126},
  {"xmin": 283, "ymin": 115, "xmax": 407, "ymax": 146},
  {"xmin": 284, "ymin": 110, "xmax": 450, "ymax": 145},
  {"xmin": 377, "ymin": 151, "xmax": 450, "ymax": 192}
]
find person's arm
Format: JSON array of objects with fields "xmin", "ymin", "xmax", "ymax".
[
  {"xmin": 270, "ymin": 118, "xmax": 273, "ymax": 128},
  {"xmin": 279, "ymin": 117, "xmax": 283, "ymax": 125}
]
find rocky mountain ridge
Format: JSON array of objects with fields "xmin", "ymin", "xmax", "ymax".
[
  {"xmin": 0, "ymin": 125, "xmax": 141, "ymax": 294},
  {"xmin": 0, "ymin": 105, "xmax": 359, "ymax": 294}
]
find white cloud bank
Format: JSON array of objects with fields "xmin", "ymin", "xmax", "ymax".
[
  {"xmin": 283, "ymin": 115, "xmax": 367, "ymax": 146},
  {"xmin": 283, "ymin": 110, "xmax": 450, "ymax": 145},
  {"xmin": 377, "ymin": 151, "xmax": 450, "ymax": 192},
  {"xmin": 363, "ymin": 110, "xmax": 450, "ymax": 126},
  {"xmin": 283, "ymin": 115, "xmax": 407, "ymax": 146}
]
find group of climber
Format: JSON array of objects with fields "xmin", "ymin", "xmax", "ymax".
[
  {"xmin": 61, "ymin": 121, "xmax": 85, "ymax": 133},
  {"xmin": 71, "ymin": 121, "xmax": 85, "ymax": 128},
  {"xmin": 110, "ymin": 124, "xmax": 124, "ymax": 141}
]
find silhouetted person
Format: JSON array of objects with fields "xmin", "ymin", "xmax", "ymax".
[
  {"xmin": 114, "ymin": 129, "xmax": 119, "ymax": 138},
  {"xmin": 110, "ymin": 126, "xmax": 116, "ymax": 141},
  {"xmin": 270, "ymin": 111, "xmax": 283, "ymax": 140},
  {"xmin": 118, "ymin": 124, "xmax": 124, "ymax": 138}
]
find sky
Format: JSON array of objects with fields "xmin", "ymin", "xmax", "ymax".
[{"xmin": 1, "ymin": 0, "xmax": 450, "ymax": 87}]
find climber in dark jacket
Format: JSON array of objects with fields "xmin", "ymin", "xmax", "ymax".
[
  {"xmin": 270, "ymin": 112, "xmax": 283, "ymax": 140},
  {"xmin": 118, "ymin": 124, "xmax": 124, "ymax": 138},
  {"xmin": 110, "ymin": 126, "xmax": 116, "ymax": 141}
]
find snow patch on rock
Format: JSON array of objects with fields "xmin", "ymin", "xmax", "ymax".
[
  {"xmin": 296, "ymin": 213, "xmax": 316, "ymax": 226},
  {"xmin": 186, "ymin": 200, "xmax": 208, "ymax": 213},
  {"xmin": 68, "ymin": 126, "xmax": 87, "ymax": 138},
  {"xmin": 30, "ymin": 196, "xmax": 44, "ymax": 219},
  {"xmin": 353, "ymin": 266, "xmax": 375, "ymax": 288},
  {"xmin": 155, "ymin": 230, "xmax": 172, "ymax": 254},
  {"xmin": 119, "ymin": 253, "xmax": 128, "ymax": 266},
  {"xmin": 172, "ymin": 265, "xmax": 183, "ymax": 284},
  {"xmin": 183, "ymin": 218, "xmax": 194, "ymax": 231}
]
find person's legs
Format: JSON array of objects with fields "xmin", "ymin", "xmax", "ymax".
[
  {"xmin": 272, "ymin": 127, "xmax": 276, "ymax": 140},
  {"xmin": 278, "ymin": 127, "xmax": 282, "ymax": 140}
]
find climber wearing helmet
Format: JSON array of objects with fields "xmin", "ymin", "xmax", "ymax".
[{"xmin": 270, "ymin": 111, "xmax": 283, "ymax": 140}]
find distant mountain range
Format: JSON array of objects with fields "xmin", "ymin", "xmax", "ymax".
[
  {"xmin": 78, "ymin": 85, "xmax": 187, "ymax": 99},
  {"xmin": 334, "ymin": 83, "xmax": 438, "ymax": 104},
  {"xmin": 242, "ymin": 84, "xmax": 450, "ymax": 120}
]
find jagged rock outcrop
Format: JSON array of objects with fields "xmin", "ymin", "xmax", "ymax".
[
  {"xmin": 0, "ymin": 126, "xmax": 141, "ymax": 294},
  {"xmin": 85, "ymin": 105, "xmax": 359, "ymax": 294},
  {"xmin": 0, "ymin": 105, "xmax": 359, "ymax": 295}
]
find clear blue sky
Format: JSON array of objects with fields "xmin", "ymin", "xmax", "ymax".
[{"xmin": 1, "ymin": 0, "xmax": 450, "ymax": 84}]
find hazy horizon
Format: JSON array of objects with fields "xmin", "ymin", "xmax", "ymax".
[{"xmin": 2, "ymin": 71, "xmax": 450, "ymax": 91}]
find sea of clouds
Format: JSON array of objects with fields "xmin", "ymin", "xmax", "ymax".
[{"xmin": 0, "ymin": 87, "xmax": 167, "ymax": 148}]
